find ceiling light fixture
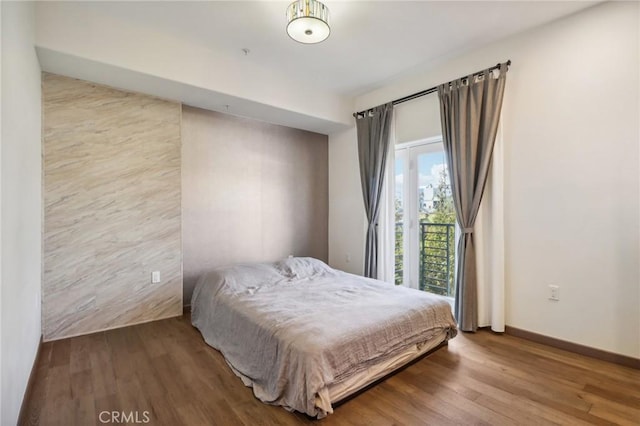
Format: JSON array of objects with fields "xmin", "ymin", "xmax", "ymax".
[{"xmin": 286, "ymin": 0, "xmax": 330, "ymax": 44}]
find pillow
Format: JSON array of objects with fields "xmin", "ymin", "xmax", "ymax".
[
  {"xmin": 211, "ymin": 262, "xmax": 288, "ymax": 291},
  {"xmin": 275, "ymin": 257, "xmax": 336, "ymax": 279}
]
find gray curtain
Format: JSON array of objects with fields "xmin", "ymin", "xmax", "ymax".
[
  {"xmin": 355, "ymin": 103, "xmax": 394, "ymax": 278},
  {"xmin": 438, "ymin": 63, "xmax": 508, "ymax": 331}
]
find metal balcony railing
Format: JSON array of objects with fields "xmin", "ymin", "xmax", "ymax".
[
  {"xmin": 394, "ymin": 221, "xmax": 404, "ymax": 285},
  {"xmin": 419, "ymin": 222, "xmax": 455, "ymax": 297},
  {"xmin": 394, "ymin": 222, "xmax": 455, "ymax": 297}
]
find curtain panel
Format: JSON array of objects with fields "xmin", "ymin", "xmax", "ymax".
[
  {"xmin": 355, "ymin": 103, "xmax": 394, "ymax": 278},
  {"xmin": 438, "ymin": 63, "xmax": 508, "ymax": 331},
  {"xmin": 377, "ymin": 112, "xmax": 397, "ymax": 284}
]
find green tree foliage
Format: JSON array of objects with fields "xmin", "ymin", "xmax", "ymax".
[
  {"xmin": 428, "ymin": 167, "xmax": 456, "ymax": 225},
  {"xmin": 420, "ymin": 167, "xmax": 456, "ymax": 296}
]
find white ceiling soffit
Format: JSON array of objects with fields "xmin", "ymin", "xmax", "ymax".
[
  {"xmin": 35, "ymin": 47, "xmax": 349, "ymax": 135},
  {"xmin": 35, "ymin": 1, "xmax": 599, "ymax": 134}
]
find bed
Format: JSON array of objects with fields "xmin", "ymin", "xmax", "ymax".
[{"xmin": 191, "ymin": 257, "xmax": 457, "ymax": 418}]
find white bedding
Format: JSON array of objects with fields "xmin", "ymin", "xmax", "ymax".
[{"xmin": 191, "ymin": 258, "xmax": 457, "ymax": 418}]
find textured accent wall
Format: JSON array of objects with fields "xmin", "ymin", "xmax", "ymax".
[
  {"xmin": 42, "ymin": 73, "xmax": 182, "ymax": 341},
  {"xmin": 182, "ymin": 106, "xmax": 328, "ymax": 302}
]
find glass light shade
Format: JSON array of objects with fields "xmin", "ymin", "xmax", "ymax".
[{"xmin": 286, "ymin": 0, "xmax": 330, "ymax": 44}]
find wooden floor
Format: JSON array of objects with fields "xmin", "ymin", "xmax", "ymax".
[{"xmin": 21, "ymin": 314, "xmax": 639, "ymax": 426}]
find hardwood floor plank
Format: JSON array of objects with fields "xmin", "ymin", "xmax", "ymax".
[
  {"xmin": 148, "ymin": 353, "xmax": 194, "ymax": 408},
  {"xmin": 41, "ymin": 401, "xmax": 73, "ymax": 426},
  {"xmin": 48, "ymin": 338, "xmax": 71, "ymax": 368},
  {"xmin": 418, "ymin": 357, "xmax": 603, "ymax": 426},
  {"xmin": 22, "ymin": 344, "xmax": 53, "ymax": 426},
  {"xmin": 134, "ymin": 321, "xmax": 168, "ymax": 358},
  {"xmin": 482, "ymin": 332, "xmax": 640, "ymax": 387},
  {"xmin": 427, "ymin": 355, "xmax": 616, "ymax": 425},
  {"xmin": 93, "ymin": 394, "xmax": 120, "ymax": 424},
  {"xmin": 582, "ymin": 393, "xmax": 640, "ymax": 424},
  {"xmin": 432, "ymin": 344, "xmax": 594, "ymax": 413},
  {"xmin": 89, "ymin": 349, "xmax": 117, "ymax": 398},
  {"xmin": 333, "ymin": 397, "xmax": 397, "ymax": 426},
  {"xmin": 70, "ymin": 369, "xmax": 93, "ymax": 399},
  {"xmin": 20, "ymin": 315, "xmax": 640, "ymax": 425},
  {"xmin": 383, "ymin": 372, "xmax": 510, "ymax": 426},
  {"xmin": 37, "ymin": 342, "xmax": 53, "ymax": 369},
  {"xmin": 106, "ymin": 329, "xmax": 141, "ymax": 385},
  {"xmin": 193, "ymin": 398, "xmax": 247, "ymax": 426},
  {"xmin": 583, "ymin": 383, "xmax": 640, "ymax": 409},
  {"xmin": 128, "ymin": 351, "xmax": 185, "ymax": 426},
  {"xmin": 69, "ymin": 334, "xmax": 94, "ymax": 374},
  {"xmin": 454, "ymin": 334, "xmax": 588, "ymax": 391},
  {"xmin": 228, "ymin": 400, "xmax": 299, "ymax": 426},
  {"xmin": 72, "ymin": 397, "xmax": 96, "ymax": 426},
  {"xmin": 364, "ymin": 383, "xmax": 458, "ymax": 426},
  {"xmin": 588, "ymin": 404, "xmax": 640, "ymax": 426},
  {"xmin": 175, "ymin": 402, "xmax": 217, "ymax": 425},
  {"xmin": 44, "ymin": 365, "xmax": 71, "ymax": 407},
  {"xmin": 473, "ymin": 394, "xmax": 558, "ymax": 426},
  {"xmin": 144, "ymin": 392, "xmax": 184, "ymax": 426}
]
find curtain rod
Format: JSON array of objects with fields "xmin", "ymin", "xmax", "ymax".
[{"xmin": 353, "ymin": 60, "xmax": 511, "ymax": 117}]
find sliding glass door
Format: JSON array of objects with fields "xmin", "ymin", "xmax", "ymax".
[{"xmin": 394, "ymin": 139, "xmax": 456, "ymax": 298}]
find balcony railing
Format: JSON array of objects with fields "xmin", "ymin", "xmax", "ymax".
[
  {"xmin": 394, "ymin": 221, "xmax": 404, "ymax": 285},
  {"xmin": 419, "ymin": 222, "xmax": 455, "ymax": 297},
  {"xmin": 394, "ymin": 222, "xmax": 455, "ymax": 297}
]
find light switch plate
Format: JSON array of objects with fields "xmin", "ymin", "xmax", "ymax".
[{"xmin": 151, "ymin": 271, "xmax": 161, "ymax": 284}]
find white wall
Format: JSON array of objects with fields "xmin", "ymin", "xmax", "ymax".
[
  {"xmin": 394, "ymin": 95, "xmax": 441, "ymax": 144},
  {"xmin": 1, "ymin": 2, "xmax": 42, "ymax": 424},
  {"xmin": 328, "ymin": 127, "xmax": 366, "ymax": 276},
  {"xmin": 330, "ymin": 1, "xmax": 639, "ymax": 358},
  {"xmin": 0, "ymin": 5, "xmax": 3, "ymax": 422}
]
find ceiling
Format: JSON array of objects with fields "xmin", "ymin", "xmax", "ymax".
[
  {"xmin": 84, "ymin": 1, "xmax": 598, "ymax": 97},
  {"xmin": 36, "ymin": 1, "xmax": 600, "ymax": 134}
]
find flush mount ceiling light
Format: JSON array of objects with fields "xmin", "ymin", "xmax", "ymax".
[{"xmin": 286, "ymin": 0, "xmax": 330, "ymax": 44}]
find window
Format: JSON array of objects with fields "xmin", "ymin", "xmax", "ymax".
[{"xmin": 394, "ymin": 138, "xmax": 456, "ymax": 298}]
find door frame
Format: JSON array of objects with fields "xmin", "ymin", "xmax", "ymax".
[{"xmin": 394, "ymin": 136, "xmax": 444, "ymax": 289}]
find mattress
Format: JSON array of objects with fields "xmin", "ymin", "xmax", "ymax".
[{"xmin": 191, "ymin": 257, "xmax": 457, "ymax": 418}]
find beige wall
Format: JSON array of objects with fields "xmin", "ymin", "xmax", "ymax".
[
  {"xmin": 42, "ymin": 74, "xmax": 183, "ymax": 341},
  {"xmin": 327, "ymin": 126, "xmax": 365, "ymax": 276},
  {"xmin": 182, "ymin": 106, "xmax": 328, "ymax": 302}
]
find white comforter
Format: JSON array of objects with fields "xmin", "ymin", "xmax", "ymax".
[{"xmin": 191, "ymin": 258, "xmax": 457, "ymax": 418}]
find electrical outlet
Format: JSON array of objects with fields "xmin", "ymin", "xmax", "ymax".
[
  {"xmin": 151, "ymin": 271, "xmax": 161, "ymax": 284},
  {"xmin": 548, "ymin": 284, "xmax": 559, "ymax": 301},
  {"xmin": 345, "ymin": 253, "xmax": 351, "ymax": 263}
]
